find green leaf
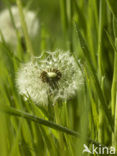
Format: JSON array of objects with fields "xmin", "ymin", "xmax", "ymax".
[
  {"xmin": 75, "ymin": 24, "xmax": 114, "ymax": 131},
  {"xmin": 106, "ymin": 0, "xmax": 117, "ymax": 18},
  {"xmin": 0, "ymin": 105, "xmax": 101, "ymax": 146}
]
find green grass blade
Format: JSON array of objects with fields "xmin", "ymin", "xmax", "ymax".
[
  {"xmin": 106, "ymin": 0, "xmax": 117, "ymax": 18},
  {"xmin": 75, "ymin": 24, "xmax": 114, "ymax": 131},
  {"xmin": 0, "ymin": 105, "xmax": 102, "ymax": 146},
  {"xmin": 16, "ymin": 0, "xmax": 34, "ymax": 55}
]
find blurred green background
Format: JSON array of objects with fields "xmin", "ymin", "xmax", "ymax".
[{"xmin": 0, "ymin": 0, "xmax": 117, "ymax": 155}]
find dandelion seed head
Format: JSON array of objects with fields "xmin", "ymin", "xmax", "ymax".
[
  {"xmin": 0, "ymin": 6, "xmax": 39, "ymax": 47},
  {"xmin": 16, "ymin": 50, "xmax": 83, "ymax": 105}
]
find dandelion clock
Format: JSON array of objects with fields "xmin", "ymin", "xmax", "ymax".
[
  {"xmin": 16, "ymin": 50, "xmax": 83, "ymax": 105},
  {"xmin": 0, "ymin": 6, "xmax": 39, "ymax": 48}
]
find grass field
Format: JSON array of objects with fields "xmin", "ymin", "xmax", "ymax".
[{"xmin": 0, "ymin": 0, "xmax": 117, "ymax": 155}]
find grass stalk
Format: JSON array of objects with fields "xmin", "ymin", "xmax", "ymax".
[
  {"xmin": 111, "ymin": 52, "xmax": 117, "ymax": 145},
  {"xmin": 114, "ymin": 92, "xmax": 117, "ymax": 152},
  {"xmin": 76, "ymin": 24, "xmax": 114, "ymax": 132},
  {"xmin": 54, "ymin": 103, "xmax": 65, "ymax": 154},
  {"xmin": 67, "ymin": 0, "xmax": 73, "ymax": 52},
  {"xmin": 87, "ymin": 0, "xmax": 97, "ymax": 69},
  {"xmin": 111, "ymin": 16, "xmax": 117, "ymax": 147},
  {"xmin": 16, "ymin": 0, "xmax": 34, "ymax": 55},
  {"xmin": 98, "ymin": 0, "xmax": 105, "ymax": 143},
  {"xmin": 59, "ymin": 0, "xmax": 68, "ymax": 32}
]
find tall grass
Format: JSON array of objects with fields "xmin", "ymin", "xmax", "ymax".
[{"xmin": 0, "ymin": 0, "xmax": 117, "ymax": 155}]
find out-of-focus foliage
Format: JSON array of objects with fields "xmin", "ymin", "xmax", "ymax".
[{"xmin": 0, "ymin": 0, "xmax": 117, "ymax": 155}]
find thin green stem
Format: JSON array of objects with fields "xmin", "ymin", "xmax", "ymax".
[
  {"xmin": 111, "ymin": 52, "xmax": 117, "ymax": 121},
  {"xmin": 112, "ymin": 45, "xmax": 117, "ymax": 148},
  {"xmin": 112, "ymin": 17, "xmax": 117, "ymax": 147},
  {"xmin": 87, "ymin": 0, "xmax": 97, "ymax": 69},
  {"xmin": 60, "ymin": 0, "xmax": 68, "ymax": 32},
  {"xmin": 54, "ymin": 103, "xmax": 65, "ymax": 154},
  {"xmin": 67, "ymin": 0, "xmax": 73, "ymax": 52},
  {"xmin": 114, "ymin": 92, "xmax": 117, "ymax": 151},
  {"xmin": 16, "ymin": 0, "xmax": 34, "ymax": 55},
  {"xmin": 98, "ymin": 0, "xmax": 106, "ymax": 143}
]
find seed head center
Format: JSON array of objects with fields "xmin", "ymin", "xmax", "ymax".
[
  {"xmin": 47, "ymin": 72, "xmax": 57, "ymax": 78},
  {"xmin": 40, "ymin": 69, "xmax": 62, "ymax": 88}
]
